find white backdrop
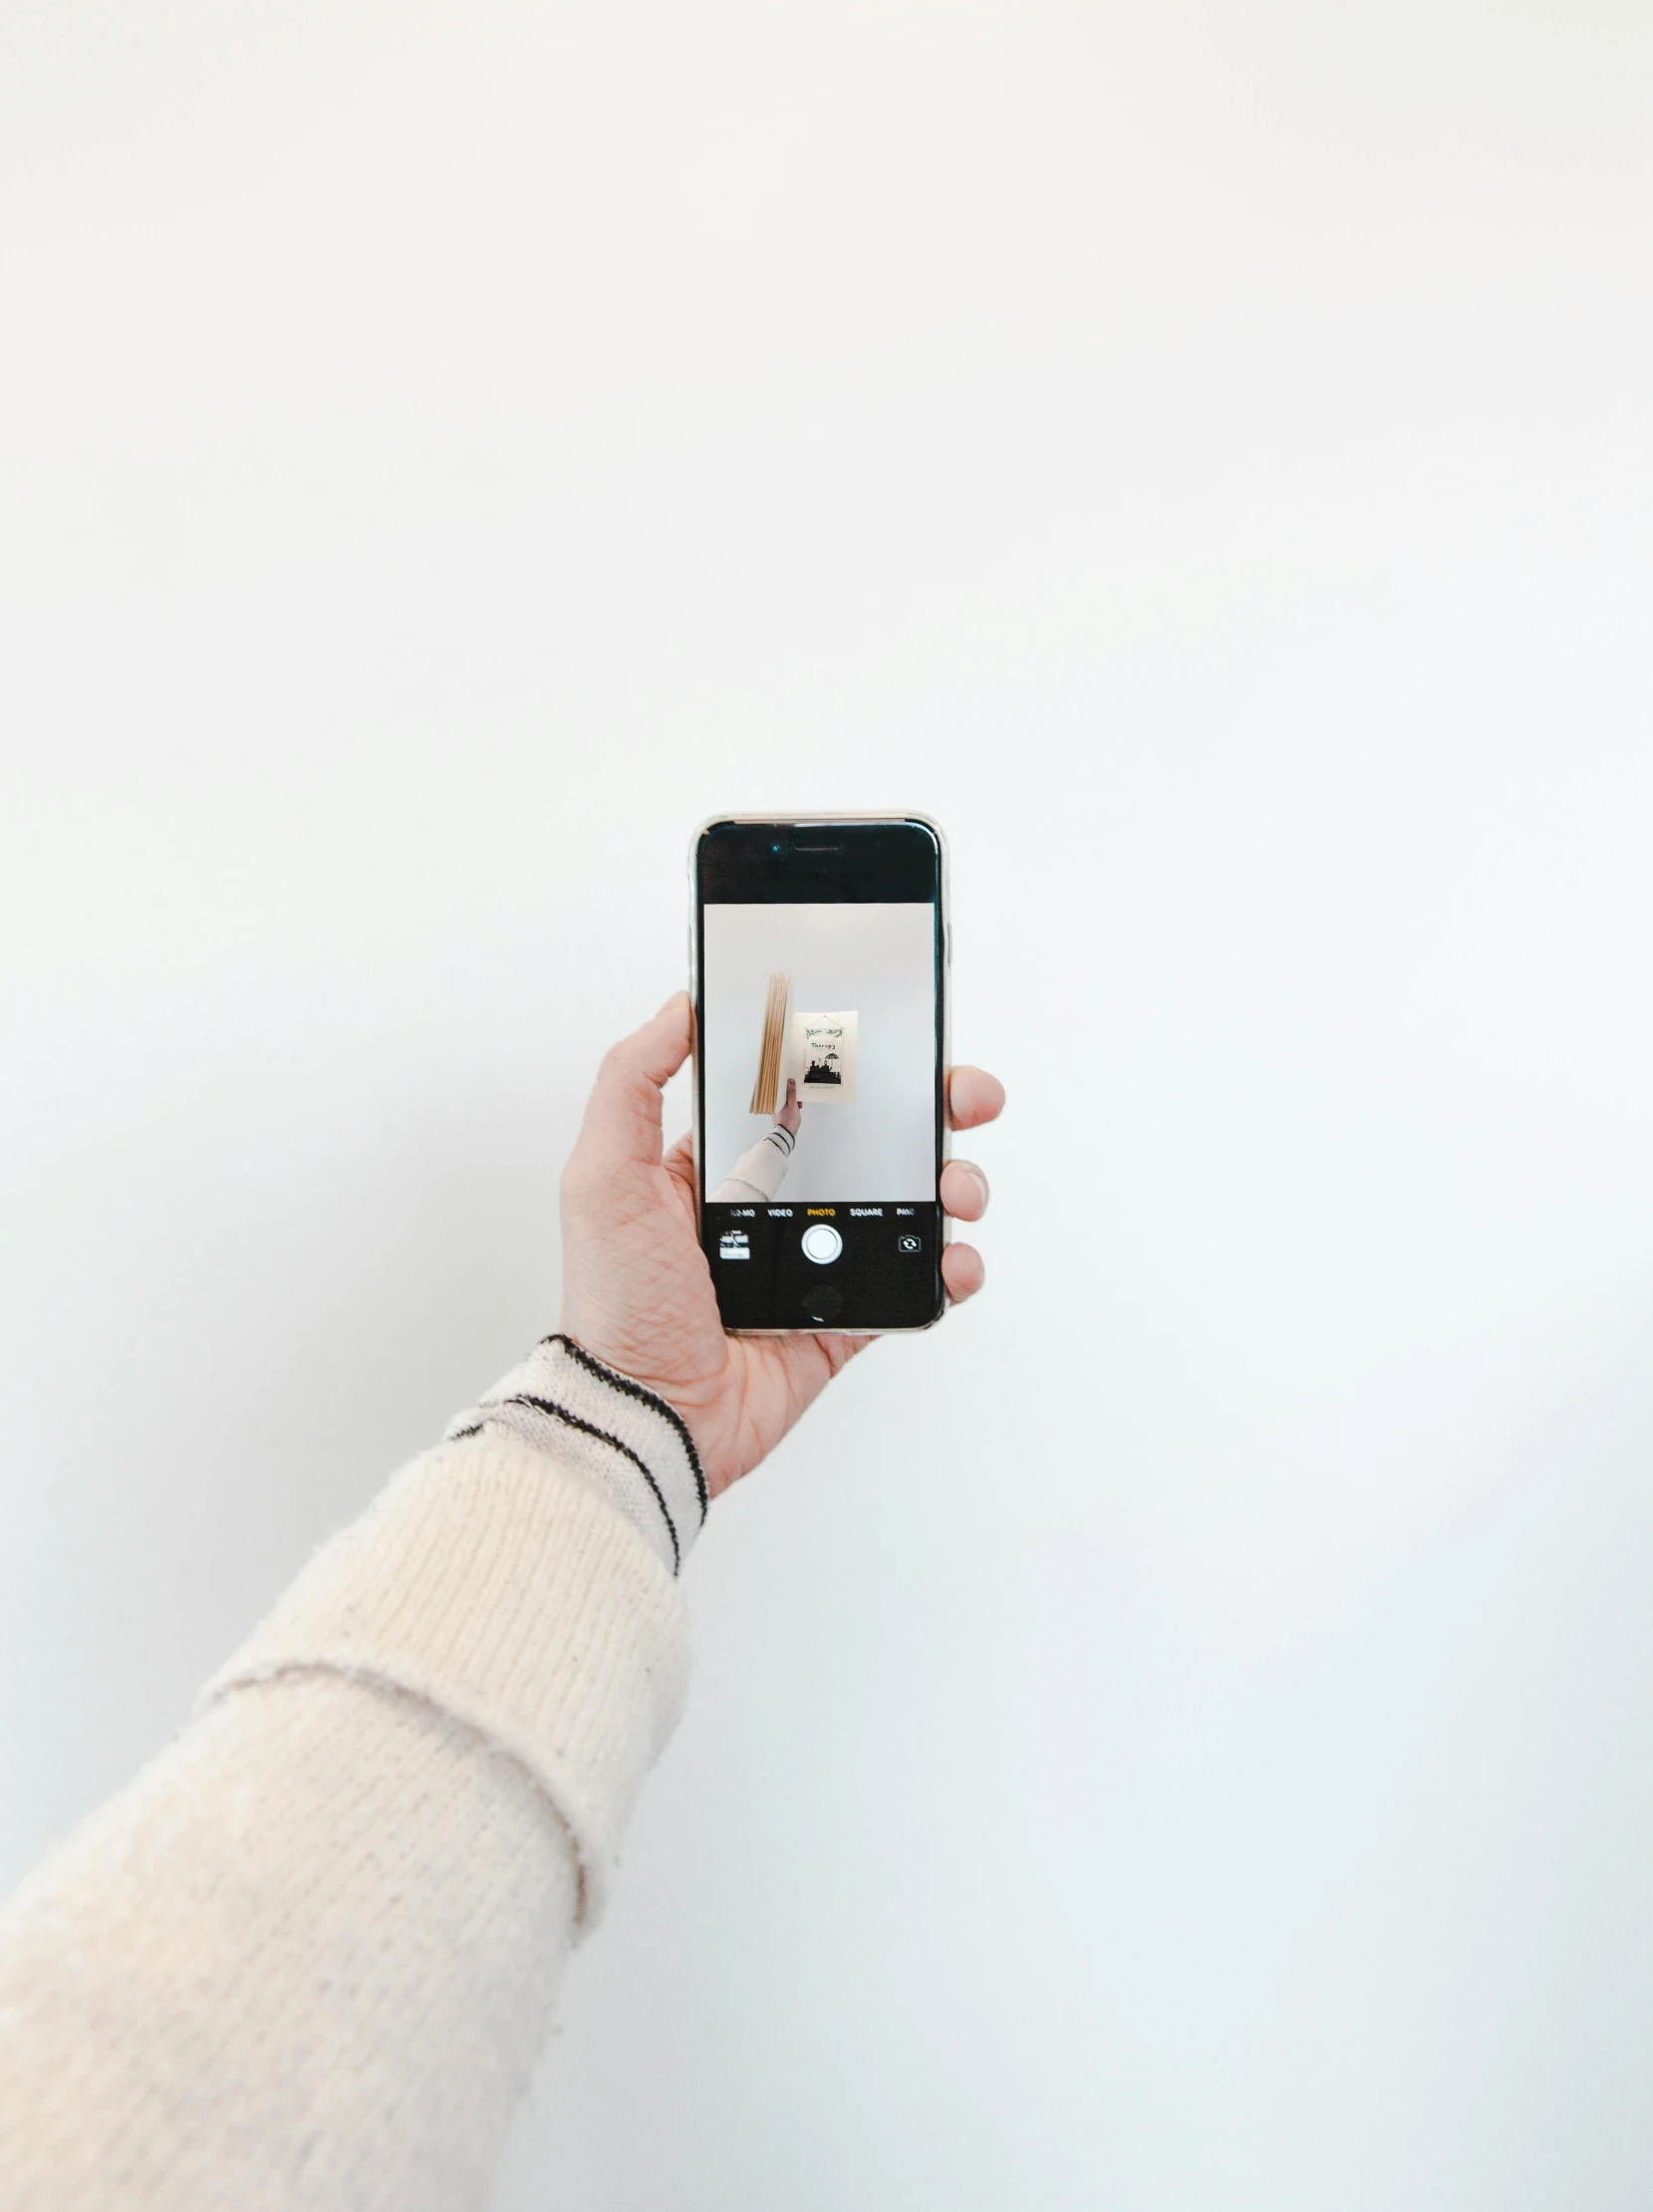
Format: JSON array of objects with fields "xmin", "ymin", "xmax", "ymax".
[{"xmin": 5, "ymin": 7, "xmax": 1653, "ymax": 2208}]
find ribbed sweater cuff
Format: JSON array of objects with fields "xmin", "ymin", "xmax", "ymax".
[
  {"xmin": 197, "ymin": 1431, "xmax": 689, "ymax": 1930},
  {"xmin": 442, "ymin": 1334, "xmax": 708, "ymax": 1577}
]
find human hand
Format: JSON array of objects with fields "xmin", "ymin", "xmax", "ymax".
[
  {"xmin": 778, "ymin": 1077, "xmax": 801, "ymax": 1136},
  {"xmin": 559, "ymin": 992, "xmax": 1005, "ymax": 1499}
]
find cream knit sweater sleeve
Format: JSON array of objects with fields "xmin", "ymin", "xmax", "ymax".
[{"xmin": 0, "ymin": 1335, "xmax": 707, "ymax": 2212}]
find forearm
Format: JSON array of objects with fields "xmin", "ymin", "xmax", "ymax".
[
  {"xmin": 0, "ymin": 1341, "xmax": 702, "ymax": 2212},
  {"xmin": 0, "ymin": 1671, "xmax": 580, "ymax": 2212},
  {"xmin": 710, "ymin": 1121, "xmax": 796, "ymax": 1203}
]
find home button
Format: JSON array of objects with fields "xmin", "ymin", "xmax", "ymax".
[{"xmin": 802, "ymin": 1285, "xmax": 844, "ymax": 1324}]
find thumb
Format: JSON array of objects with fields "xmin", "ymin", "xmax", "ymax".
[{"xmin": 576, "ymin": 991, "xmax": 693, "ymax": 1168}]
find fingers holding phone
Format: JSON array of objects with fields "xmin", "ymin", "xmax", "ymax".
[{"xmin": 939, "ymin": 1068, "xmax": 1001, "ymax": 1301}]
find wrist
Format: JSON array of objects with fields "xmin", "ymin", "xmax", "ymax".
[{"xmin": 445, "ymin": 1334, "xmax": 708, "ymax": 1575}]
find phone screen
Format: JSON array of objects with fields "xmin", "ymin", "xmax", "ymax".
[{"xmin": 694, "ymin": 818, "xmax": 946, "ymax": 1332}]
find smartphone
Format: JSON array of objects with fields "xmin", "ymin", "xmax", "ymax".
[{"xmin": 691, "ymin": 815, "xmax": 949, "ymax": 1334}]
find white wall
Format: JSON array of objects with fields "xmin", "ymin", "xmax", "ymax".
[
  {"xmin": 4, "ymin": 7, "xmax": 1653, "ymax": 2209},
  {"xmin": 702, "ymin": 903, "xmax": 937, "ymax": 1203}
]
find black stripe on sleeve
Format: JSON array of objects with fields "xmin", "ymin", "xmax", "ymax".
[
  {"xmin": 540, "ymin": 1334, "xmax": 709, "ymax": 1521},
  {"xmin": 492, "ymin": 1393, "xmax": 681, "ymax": 1572}
]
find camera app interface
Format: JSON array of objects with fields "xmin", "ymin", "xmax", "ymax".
[{"xmin": 700, "ymin": 898, "xmax": 941, "ymax": 1329}]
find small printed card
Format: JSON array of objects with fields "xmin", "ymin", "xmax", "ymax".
[{"xmin": 788, "ymin": 1010, "xmax": 858, "ymax": 1105}]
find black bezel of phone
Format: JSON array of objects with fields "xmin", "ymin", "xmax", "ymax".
[{"xmin": 692, "ymin": 815, "xmax": 948, "ymax": 1335}]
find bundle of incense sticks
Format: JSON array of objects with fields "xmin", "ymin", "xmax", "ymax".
[{"xmin": 748, "ymin": 970, "xmax": 791, "ymax": 1115}]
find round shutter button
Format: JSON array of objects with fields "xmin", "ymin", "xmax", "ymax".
[{"xmin": 800, "ymin": 1222, "xmax": 843, "ymax": 1264}]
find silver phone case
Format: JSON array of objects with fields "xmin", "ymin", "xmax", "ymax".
[{"xmin": 689, "ymin": 812, "xmax": 952, "ymax": 1336}]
